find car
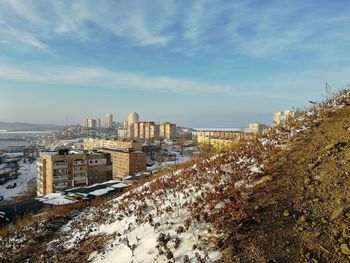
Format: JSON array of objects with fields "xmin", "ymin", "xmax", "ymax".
[{"xmin": 6, "ymin": 182, "xmax": 17, "ymax": 189}]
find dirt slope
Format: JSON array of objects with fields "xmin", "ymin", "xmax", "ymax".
[{"xmin": 231, "ymin": 104, "xmax": 350, "ymax": 262}]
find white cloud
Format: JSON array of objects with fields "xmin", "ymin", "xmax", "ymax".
[
  {"xmin": 0, "ymin": 0, "xmax": 349, "ymax": 61},
  {"xmin": 0, "ymin": 63, "xmax": 234, "ymax": 94}
]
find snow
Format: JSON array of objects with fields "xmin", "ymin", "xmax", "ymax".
[
  {"xmin": 36, "ymin": 193, "xmax": 77, "ymax": 205},
  {"xmin": 0, "ymin": 160, "xmax": 37, "ymax": 200},
  {"xmin": 88, "ymin": 187, "xmax": 115, "ymax": 196},
  {"xmin": 3, "ymin": 152, "xmax": 24, "ymax": 158},
  {"xmin": 110, "ymin": 183, "xmax": 129, "ymax": 189}
]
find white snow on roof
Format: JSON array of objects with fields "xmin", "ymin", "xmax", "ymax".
[
  {"xmin": 88, "ymin": 187, "xmax": 115, "ymax": 196},
  {"xmin": 36, "ymin": 193, "xmax": 77, "ymax": 205},
  {"xmin": 110, "ymin": 182, "xmax": 129, "ymax": 189},
  {"xmin": 3, "ymin": 152, "xmax": 24, "ymax": 158}
]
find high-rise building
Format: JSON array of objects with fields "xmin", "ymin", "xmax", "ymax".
[
  {"xmin": 87, "ymin": 119, "xmax": 97, "ymax": 128},
  {"xmin": 82, "ymin": 119, "xmax": 89, "ymax": 128},
  {"xmin": 123, "ymin": 120, "xmax": 128, "ymax": 129},
  {"xmin": 96, "ymin": 118, "xmax": 101, "ymax": 129},
  {"xmin": 159, "ymin": 123, "xmax": 176, "ymax": 139},
  {"xmin": 36, "ymin": 149, "xmax": 109, "ymax": 196},
  {"xmin": 128, "ymin": 122, "xmax": 159, "ymax": 141},
  {"xmin": 105, "ymin": 114, "xmax": 113, "ymax": 128},
  {"xmin": 128, "ymin": 112, "xmax": 139, "ymax": 124}
]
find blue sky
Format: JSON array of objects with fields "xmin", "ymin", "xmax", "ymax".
[{"xmin": 0, "ymin": 0, "xmax": 350, "ymax": 127}]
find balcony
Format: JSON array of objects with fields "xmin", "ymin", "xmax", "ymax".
[
  {"xmin": 74, "ymin": 159, "xmax": 86, "ymax": 165},
  {"xmin": 53, "ymin": 163, "xmax": 68, "ymax": 169}
]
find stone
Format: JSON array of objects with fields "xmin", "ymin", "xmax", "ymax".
[
  {"xmin": 340, "ymin": 244, "xmax": 350, "ymax": 255},
  {"xmin": 299, "ymin": 215, "xmax": 306, "ymax": 223},
  {"xmin": 331, "ymin": 207, "xmax": 344, "ymax": 220},
  {"xmin": 283, "ymin": 210, "xmax": 290, "ymax": 217}
]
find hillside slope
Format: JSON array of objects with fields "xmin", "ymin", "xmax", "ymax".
[
  {"xmin": 231, "ymin": 98, "xmax": 350, "ymax": 262},
  {"xmin": 0, "ymin": 90, "xmax": 349, "ymax": 263}
]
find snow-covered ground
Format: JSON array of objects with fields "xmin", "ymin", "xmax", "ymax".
[{"xmin": 0, "ymin": 160, "xmax": 37, "ymax": 201}]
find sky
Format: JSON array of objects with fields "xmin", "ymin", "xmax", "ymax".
[{"xmin": 0, "ymin": 0, "xmax": 350, "ymax": 128}]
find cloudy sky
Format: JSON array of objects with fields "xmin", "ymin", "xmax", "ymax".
[{"xmin": 0, "ymin": 0, "xmax": 349, "ymax": 127}]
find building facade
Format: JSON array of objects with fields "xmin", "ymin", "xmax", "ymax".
[
  {"xmin": 105, "ymin": 114, "xmax": 113, "ymax": 128},
  {"xmin": 83, "ymin": 138, "xmax": 142, "ymax": 151},
  {"xmin": 159, "ymin": 123, "xmax": 176, "ymax": 139},
  {"xmin": 87, "ymin": 119, "xmax": 97, "ymax": 129},
  {"xmin": 110, "ymin": 150, "xmax": 147, "ymax": 179},
  {"xmin": 248, "ymin": 123, "xmax": 268, "ymax": 135},
  {"xmin": 127, "ymin": 121, "xmax": 160, "ymax": 141},
  {"xmin": 36, "ymin": 149, "xmax": 109, "ymax": 196},
  {"xmin": 117, "ymin": 129, "xmax": 128, "ymax": 140},
  {"xmin": 128, "ymin": 112, "xmax": 139, "ymax": 124},
  {"xmin": 274, "ymin": 110, "xmax": 298, "ymax": 126}
]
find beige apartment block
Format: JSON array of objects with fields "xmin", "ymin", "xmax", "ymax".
[
  {"xmin": 110, "ymin": 150, "xmax": 147, "ymax": 179},
  {"xmin": 105, "ymin": 114, "xmax": 113, "ymax": 128},
  {"xmin": 36, "ymin": 150, "xmax": 109, "ymax": 196},
  {"xmin": 127, "ymin": 121, "xmax": 160, "ymax": 142},
  {"xmin": 128, "ymin": 112, "xmax": 139, "ymax": 124},
  {"xmin": 274, "ymin": 110, "xmax": 299, "ymax": 126},
  {"xmin": 159, "ymin": 122, "xmax": 176, "ymax": 139},
  {"xmin": 83, "ymin": 138, "xmax": 142, "ymax": 151},
  {"xmin": 249, "ymin": 123, "xmax": 268, "ymax": 135}
]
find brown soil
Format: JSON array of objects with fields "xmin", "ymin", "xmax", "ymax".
[{"xmin": 229, "ymin": 105, "xmax": 350, "ymax": 262}]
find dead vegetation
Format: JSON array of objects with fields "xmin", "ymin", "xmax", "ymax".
[{"xmin": 1, "ymin": 89, "xmax": 349, "ymax": 262}]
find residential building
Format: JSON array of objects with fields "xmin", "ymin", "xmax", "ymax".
[
  {"xmin": 192, "ymin": 130, "xmax": 253, "ymax": 141},
  {"xmin": 105, "ymin": 114, "xmax": 113, "ymax": 128},
  {"xmin": 87, "ymin": 119, "xmax": 97, "ymax": 128},
  {"xmin": 109, "ymin": 150, "xmax": 147, "ymax": 179},
  {"xmin": 128, "ymin": 112, "xmax": 139, "ymax": 124},
  {"xmin": 117, "ymin": 129, "xmax": 128, "ymax": 140},
  {"xmin": 82, "ymin": 119, "xmax": 89, "ymax": 128},
  {"xmin": 83, "ymin": 138, "xmax": 142, "ymax": 151},
  {"xmin": 36, "ymin": 149, "xmax": 109, "ymax": 196},
  {"xmin": 196, "ymin": 136, "xmax": 239, "ymax": 150},
  {"xmin": 128, "ymin": 121, "xmax": 160, "ymax": 141},
  {"xmin": 159, "ymin": 123, "xmax": 176, "ymax": 139},
  {"xmin": 248, "ymin": 123, "xmax": 268, "ymax": 135},
  {"xmin": 274, "ymin": 110, "xmax": 299, "ymax": 126},
  {"xmin": 96, "ymin": 118, "xmax": 101, "ymax": 129},
  {"xmin": 123, "ymin": 120, "xmax": 128, "ymax": 129}
]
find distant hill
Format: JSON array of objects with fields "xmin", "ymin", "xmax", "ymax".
[{"xmin": 0, "ymin": 121, "xmax": 63, "ymax": 131}]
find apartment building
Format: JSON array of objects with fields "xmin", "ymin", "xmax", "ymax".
[
  {"xmin": 192, "ymin": 129, "xmax": 254, "ymax": 149},
  {"xmin": 109, "ymin": 150, "xmax": 147, "ymax": 179},
  {"xmin": 159, "ymin": 122, "xmax": 176, "ymax": 139},
  {"xmin": 248, "ymin": 123, "xmax": 269, "ymax": 135},
  {"xmin": 105, "ymin": 114, "xmax": 113, "ymax": 128},
  {"xmin": 128, "ymin": 112, "xmax": 139, "ymax": 124},
  {"xmin": 274, "ymin": 110, "xmax": 299, "ymax": 126},
  {"xmin": 196, "ymin": 136, "xmax": 239, "ymax": 150},
  {"xmin": 83, "ymin": 138, "xmax": 142, "ymax": 151},
  {"xmin": 117, "ymin": 129, "xmax": 128, "ymax": 140},
  {"xmin": 128, "ymin": 121, "xmax": 160, "ymax": 142},
  {"xmin": 192, "ymin": 130, "xmax": 253, "ymax": 141},
  {"xmin": 36, "ymin": 149, "xmax": 109, "ymax": 196}
]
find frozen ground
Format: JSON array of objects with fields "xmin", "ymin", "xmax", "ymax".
[{"xmin": 0, "ymin": 160, "xmax": 37, "ymax": 200}]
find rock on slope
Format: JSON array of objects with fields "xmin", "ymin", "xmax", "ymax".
[{"xmin": 0, "ymin": 90, "xmax": 350, "ymax": 263}]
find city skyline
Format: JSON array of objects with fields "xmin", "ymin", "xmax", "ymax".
[{"xmin": 1, "ymin": 1, "xmax": 350, "ymax": 127}]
